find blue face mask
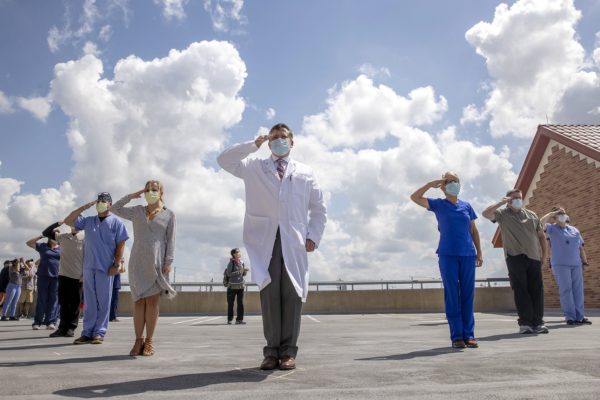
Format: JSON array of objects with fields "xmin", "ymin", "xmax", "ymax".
[
  {"xmin": 270, "ymin": 138, "xmax": 290, "ymax": 157},
  {"xmin": 511, "ymin": 199, "xmax": 523, "ymax": 210},
  {"xmin": 445, "ymin": 181, "xmax": 460, "ymax": 196}
]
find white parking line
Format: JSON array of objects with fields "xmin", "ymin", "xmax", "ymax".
[
  {"xmin": 191, "ymin": 316, "xmax": 222, "ymax": 325},
  {"xmin": 172, "ymin": 317, "xmax": 211, "ymax": 325},
  {"xmin": 305, "ymin": 315, "xmax": 320, "ymax": 323}
]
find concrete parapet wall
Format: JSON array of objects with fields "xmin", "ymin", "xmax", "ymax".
[{"xmin": 114, "ymin": 287, "xmax": 515, "ymax": 316}]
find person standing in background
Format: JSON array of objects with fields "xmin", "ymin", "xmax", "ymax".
[
  {"xmin": 17, "ymin": 259, "xmax": 36, "ymax": 319},
  {"xmin": 26, "ymin": 231, "xmax": 61, "ymax": 331},
  {"xmin": 1, "ymin": 259, "xmax": 23, "ymax": 321},
  {"xmin": 540, "ymin": 206, "xmax": 591, "ymax": 326},
  {"xmin": 65, "ymin": 193, "xmax": 129, "ymax": 345},
  {"xmin": 225, "ymin": 248, "xmax": 248, "ymax": 325},
  {"xmin": 482, "ymin": 189, "xmax": 549, "ymax": 334},
  {"xmin": 110, "ymin": 181, "xmax": 176, "ymax": 357},
  {"xmin": 410, "ymin": 172, "xmax": 483, "ymax": 349},
  {"xmin": 41, "ymin": 221, "xmax": 85, "ymax": 338}
]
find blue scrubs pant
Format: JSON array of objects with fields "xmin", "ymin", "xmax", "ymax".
[
  {"xmin": 551, "ymin": 265, "xmax": 585, "ymax": 321},
  {"xmin": 82, "ymin": 268, "xmax": 113, "ymax": 338},
  {"xmin": 438, "ymin": 256, "xmax": 476, "ymax": 342},
  {"xmin": 34, "ymin": 276, "xmax": 59, "ymax": 326}
]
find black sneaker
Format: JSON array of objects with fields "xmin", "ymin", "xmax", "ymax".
[
  {"xmin": 533, "ymin": 325, "xmax": 549, "ymax": 334},
  {"xmin": 576, "ymin": 318, "xmax": 592, "ymax": 325},
  {"xmin": 235, "ymin": 320, "xmax": 246, "ymax": 325},
  {"xmin": 9, "ymin": 316, "xmax": 19, "ymax": 321},
  {"xmin": 566, "ymin": 320, "xmax": 576, "ymax": 325},
  {"xmin": 227, "ymin": 320, "xmax": 232, "ymax": 325},
  {"xmin": 73, "ymin": 335, "xmax": 92, "ymax": 344},
  {"xmin": 452, "ymin": 340, "xmax": 467, "ymax": 349},
  {"xmin": 49, "ymin": 330, "xmax": 67, "ymax": 338},
  {"xmin": 65, "ymin": 329, "xmax": 75, "ymax": 337},
  {"xmin": 0, "ymin": 316, "xmax": 8, "ymax": 321}
]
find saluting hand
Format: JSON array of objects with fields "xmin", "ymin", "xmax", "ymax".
[
  {"xmin": 83, "ymin": 200, "xmax": 97, "ymax": 209},
  {"xmin": 255, "ymin": 135, "xmax": 269, "ymax": 148},
  {"xmin": 131, "ymin": 189, "xmax": 145, "ymax": 199},
  {"xmin": 429, "ymin": 179, "xmax": 445, "ymax": 189}
]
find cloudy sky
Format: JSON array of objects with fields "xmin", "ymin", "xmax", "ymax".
[{"xmin": 1, "ymin": 0, "xmax": 599, "ymax": 283}]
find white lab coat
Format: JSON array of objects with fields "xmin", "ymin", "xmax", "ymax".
[{"xmin": 217, "ymin": 141, "xmax": 327, "ymax": 302}]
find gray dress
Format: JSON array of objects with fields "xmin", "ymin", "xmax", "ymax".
[{"xmin": 111, "ymin": 195, "xmax": 177, "ymax": 302}]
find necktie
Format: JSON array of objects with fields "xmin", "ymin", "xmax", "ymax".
[{"xmin": 276, "ymin": 159, "xmax": 286, "ymax": 180}]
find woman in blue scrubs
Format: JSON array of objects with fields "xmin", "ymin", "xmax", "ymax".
[
  {"xmin": 410, "ymin": 172, "xmax": 483, "ymax": 348},
  {"xmin": 541, "ymin": 206, "xmax": 591, "ymax": 325}
]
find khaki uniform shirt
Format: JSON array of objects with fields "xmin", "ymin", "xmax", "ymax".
[{"xmin": 494, "ymin": 207, "xmax": 542, "ymax": 261}]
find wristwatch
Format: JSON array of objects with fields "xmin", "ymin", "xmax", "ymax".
[{"xmin": 583, "ymin": 262, "xmax": 589, "ymax": 266}]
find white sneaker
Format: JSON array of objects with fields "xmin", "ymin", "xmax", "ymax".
[
  {"xmin": 47, "ymin": 324, "xmax": 56, "ymax": 330},
  {"xmin": 519, "ymin": 325, "xmax": 534, "ymax": 334},
  {"xmin": 32, "ymin": 325, "xmax": 41, "ymax": 330}
]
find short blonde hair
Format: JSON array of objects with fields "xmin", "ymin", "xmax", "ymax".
[{"xmin": 442, "ymin": 171, "xmax": 460, "ymax": 182}]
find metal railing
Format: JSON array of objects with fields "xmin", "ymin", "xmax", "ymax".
[{"xmin": 120, "ymin": 277, "xmax": 510, "ymax": 292}]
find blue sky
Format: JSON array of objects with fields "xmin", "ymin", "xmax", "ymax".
[{"xmin": 1, "ymin": 0, "xmax": 599, "ymax": 281}]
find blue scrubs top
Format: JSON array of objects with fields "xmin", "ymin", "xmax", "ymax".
[
  {"xmin": 35, "ymin": 243, "xmax": 61, "ymax": 278},
  {"xmin": 545, "ymin": 224, "xmax": 584, "ymax": 267},
  {"xmin": 427, "ymin": 198, "xmax": 477, "ymax": 256},
  {"xmin": 75, "ymin": 215, "xmax": 129, "ymax": 272}
]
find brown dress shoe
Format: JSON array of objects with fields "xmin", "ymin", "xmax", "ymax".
[
  {"xmin": 279, "ymin": 356, "xmax": 296, "ymax": 370},
  {"xmin": 260, "ymin": 356, "xmax": 279, "ymax": 370},
  {"xmin": 452, "ymin": 340, "xmax": 466, "ymax": 349}
]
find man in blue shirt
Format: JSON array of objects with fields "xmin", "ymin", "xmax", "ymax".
[
  {"xmin": 65, "ymin": 192, "xmax": 129, "ymax": 345},
  {"xmin": 411, "ymin": 172, "xmax": 483, "ymax": 349},
  {"xmin": 26, "ymin": 232, "xmax": 61, "ymax": 330}
]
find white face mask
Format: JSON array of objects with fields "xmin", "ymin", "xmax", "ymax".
[
  {"xmin": 557, "ymin": 214, "xmax": 568, "ymax": 224},
  {"xmin": 144, "ymin": 190, "xmax": 160, "ymax": 205},
  {"xmin": 96, "ymin": 202, "xmax": 109, "ymax": 214},
  {"xmin": 510, "ymin": 199, "xmax": 523, "ymax": 210}
]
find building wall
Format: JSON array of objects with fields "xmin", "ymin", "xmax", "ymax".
[{"xmin": 526, "ymin": 145, "xmax": 600, "ymax": 307}]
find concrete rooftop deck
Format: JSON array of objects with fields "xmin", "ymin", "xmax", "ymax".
[{"xmin": 1, "ymin": 311, "xmax": 599, "ymax": 399}]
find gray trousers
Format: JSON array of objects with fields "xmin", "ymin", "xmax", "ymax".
[{"xmin": 260, "ymin": 229, "xmax": 303, "ymax": 358}]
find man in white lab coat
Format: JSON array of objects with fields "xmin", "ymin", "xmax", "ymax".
[{"xmin": 217, "ymin": 123, "xmax": 327, "ymax": 371}]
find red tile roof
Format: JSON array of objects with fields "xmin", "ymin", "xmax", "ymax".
[{"xmin": 492, "ymin": 125, "xmax": 600, "ymax": 247}]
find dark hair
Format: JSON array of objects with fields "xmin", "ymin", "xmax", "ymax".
[
  {"xmin": 230, "ymin": 248, "xmax": 240, "ymax": 257},
  {"xmin": 550, "ymin": 205, "xmax": 565, "ymax": 213},
  {"xmin": 269, "ymin": 123, "xmax": 294, "ymax": 139},
  {"xmin": 506, "ymin": 189, "xmax": 522, "ymax": 197}
]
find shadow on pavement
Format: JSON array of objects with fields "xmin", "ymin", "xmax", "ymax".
[
  {"xmin": 54, "ymin": 368, "xmax": 272, "ymax": 398},
  {"xmin": 0, "ymin": 342, "xmax": 77, "ymax": 352},
  {"xmin": 356, "ymin": 346, "xmax": 463, "ymax": 361},
  {"xmin": 0, "ymin": 354, "xmax": 132, "ymax": 367}
]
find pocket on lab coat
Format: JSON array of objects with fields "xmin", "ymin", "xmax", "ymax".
[{"xmin": 243, "ymin": 214, "xmax": 270, "ymax": 246}]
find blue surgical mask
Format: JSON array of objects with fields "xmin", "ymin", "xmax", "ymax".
[
  {"xmin": 270, "ymin": 138, "xmax": 290, "ymax": 157},
  {"xmin": 557, "ymin": 214, "xmax": 568, "ymax": 223},
  {"xmin": 511, "ymin": 199, "xmax": 523, "ymax": 210},
  {"xmin": 445, "ymin": 181, "xmax": 461, "ymax": 196}
]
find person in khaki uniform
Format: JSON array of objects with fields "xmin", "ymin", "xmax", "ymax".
[{"xmin": 483, "ymin": 189, "xmax": 549, "ymax": 334}]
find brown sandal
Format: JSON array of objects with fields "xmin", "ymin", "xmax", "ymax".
[
  {"xmin": 129, "ymin": 338, "xmax": 145, "ymax": 356},
  {"xmin": 142, "ymin": 338, "xmax": 155, "ymax": 356}
]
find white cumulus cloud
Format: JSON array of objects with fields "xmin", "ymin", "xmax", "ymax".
[
  {"xmin": 303, "ymin": 75, "xmax": 448, "ymax": 148},
  {"xmin": 0, "ymin": 91, "xmax": 13, "ymax": 113},
  {"xmin": 16, "ymin": 96, "xmax": 52, "ymax": 122},
  {"xmin": 464, "ymin": 0, "xmax": 600, "ymax": 137},
  {"xmin": 203, "ymin": 0, "xmax": 246, "ymax": 33},
  {"xmin": 154, "ymin": 0, "xmax": 188, "ymax": 20}
]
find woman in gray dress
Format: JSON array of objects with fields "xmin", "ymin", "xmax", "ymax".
[{"xmin": 111, "ymin": 180, "xmax": 176, "ymax": 356}]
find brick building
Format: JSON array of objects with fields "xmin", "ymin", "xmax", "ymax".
[{"xmin": 493, "ymin": 125, "xmax": 600, "ymax": 307}]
